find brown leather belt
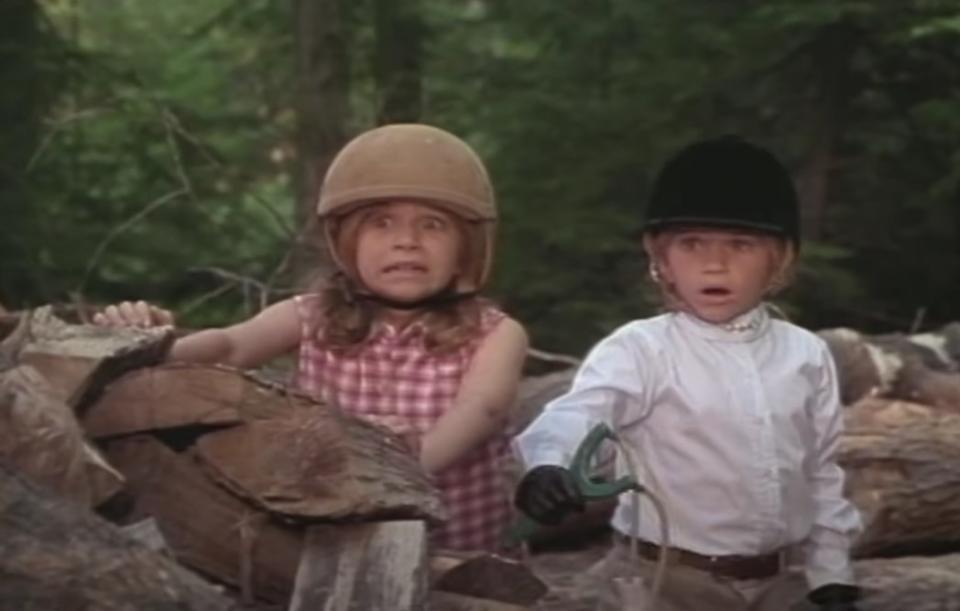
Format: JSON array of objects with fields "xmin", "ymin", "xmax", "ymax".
[{"xmin": 615, "ymin": 533, "xmax": 783, "ymax": 580}]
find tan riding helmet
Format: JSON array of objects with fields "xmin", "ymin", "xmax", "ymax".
[{"xmin": 317, "ymin": 124, "xmax": 497, "ymax": 292}]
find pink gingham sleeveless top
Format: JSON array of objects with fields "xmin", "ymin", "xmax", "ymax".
[{"xmin": 293, "ymin": 294, "xmax": 513, "ymax": 551}]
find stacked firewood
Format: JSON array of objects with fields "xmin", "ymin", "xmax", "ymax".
[{"xmin": 0, "ymin": 308, "xmax": 546, "ymax": 611}]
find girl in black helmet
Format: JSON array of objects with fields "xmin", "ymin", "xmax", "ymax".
[{"xmin": 514, "ymin": 136, "xmax": 861, "ymax": 611}]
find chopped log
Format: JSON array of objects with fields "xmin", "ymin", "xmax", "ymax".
[
  {"xmin": 288, "ymin": 521, "xmax": 429, "ymax": 611},
  {"xmin": 857, "ymin": 553, "xmax": 960, "ymax": 611},
  {"xmin": 15, "ymin": 307, "xmax": 173, "ymax": 410},
  {"xmin": 193, "ymin": 406, "xmax": 445, "ymax": 521},
  {"xmin": 103, "ymin": 436, "xmax": 304, "ymax": 604},
  {"xmin": 894, "ymin": 357, "xmax": 960, "ymax": 412},
  {"xmin": 841, "ymin": 408, "xmax": 960, "ymax": 558},
  {"xmin": 1, "ymin": 364, "xmax": 123, "ymax": 506},
  {"xmin": 844, "ymin": 397, "xmax": 937, "ymax": 430},
  {"xmin": 84, "ymin": 364, "xmax": 294, "ymax": 438},
  {"xmin": 433, "ymin": 553, "xmax": 548, "ymax": 606},
  {"xmin": 0, "ymin": 463, "xmax": 239, "ymax": 611}
]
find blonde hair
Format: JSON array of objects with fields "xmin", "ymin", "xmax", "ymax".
[
  {"xmin": 642, "ymin": 228, "xmax": 796, "ymax": 311},
  {"xmin": 307, "ymin": 204, "xmax": 491, "ymax": 353}
]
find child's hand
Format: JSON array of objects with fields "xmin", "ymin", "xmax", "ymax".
[
  {"xmin": 514, "ymin": 465, "xmax": 585, "ymax": 525},
  {"xmin": 93, "ymin": 300, "xmax": 175, "ymax": 329}
]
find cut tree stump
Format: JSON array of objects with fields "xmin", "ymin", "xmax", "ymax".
[
  {"xmin": 841, "ymin": 405, "xmax": 960, "ymax": 558},
  {"xmin": 288, "ymin": 521, "xmax": 430, "ymax": 611},
  {"xmin": 193, "ymin": 406, "xmax": 445, "ymax": 521},
  {"xmin": 0, "ymin": 463, "xmax": 239, "ymax": 611},
  {"xmin": 103, "ymin": 435, "xmax": 304, "ymax": 604},
  {"xmin": 14, "ymin": 307, "xmax": 173, "ymax": 410},
  {"xmin": 1, "ymin": 364, "xmax": 123, "ymax": 507}
]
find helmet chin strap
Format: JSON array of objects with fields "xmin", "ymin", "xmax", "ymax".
[{"xmin": 357, "ymin": 289, "xmax": 478, "ymax": 310}]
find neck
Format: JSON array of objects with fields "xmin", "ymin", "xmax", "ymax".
[{"xmin": 377, "ymin": 306, "xmax": 425, "ymax": 329}]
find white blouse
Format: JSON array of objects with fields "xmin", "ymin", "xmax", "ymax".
[{"xmin": 514, "ymin": 305, "xmax": 861, "ymax": 588}]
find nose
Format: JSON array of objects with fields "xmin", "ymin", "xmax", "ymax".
[
  {"xmin": 390, "ymin": 221, "xmax": 421, "ymax": 249},
  {"xmin": 701, "ymin": 242, "xmax": 729, "ymax": 270}
]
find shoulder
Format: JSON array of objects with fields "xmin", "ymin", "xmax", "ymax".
[
  {"xmin": 769, "ymin": 319, "xmax": 829, "ymax": 351},
  {"xmin": 290, "ymin": 293, "xmax": 327, "ymax": 328},
  {"xmin": 767, "ymin": 319, "xmax": 836, "ymax": 370},
  {"xmin": 598, "ymin": 314, "xmax": 671, "ymax": 352},
  {"xmin": 478, "ymin": 313, "xmax": 528, "ymax": 352}
]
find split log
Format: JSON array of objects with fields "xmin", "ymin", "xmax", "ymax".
[
  {"xmin": 857, "ymin": 553, "xmax": 960, "ymax": 611},
  {"xmin": 193, "ymin": 406, "xmax": 444, "ymax": 521},
  {"xmin": 83, "ymin": 363, "xmax": 295, "ymax": 438},
  {"xmin": 841, "ymin": 403, "xmax": 960, "ymax": 558},
  {"xmin": 288, "ymin": 521, "xmax": 429, "ymax": 611},
  {"xmin": 1, "ymin": 364, "xmax": 123, "ymax": 506},
  {"xmin": 13, "ymin": 307, "xmax": 173, "ymax": 410},
  {"xmin": 0, "ymin": 463, "xmax": 239, "ymax": 611},
  {"xmin": 433, "ymin": 552, "xmax": 548, "ymax": 606},
  {"xmin": 103, "ymin": 436, "xmax": 304, "ymax": 604}
]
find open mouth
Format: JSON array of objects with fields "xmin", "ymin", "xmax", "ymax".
[
  {"xmin": 382, "ymin": 262, "xmax": 427, "ymax": 274},
  {"xmin": 700, "ymin": 287, "xmax": 732, "ymax": 296}
]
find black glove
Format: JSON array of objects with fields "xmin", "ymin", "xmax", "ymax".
[
  {"xmin": 807, "ymin": 583, "xmax": 861, "ymax": 610},
  {"xmin": 514, "ymin": 465, "xmax": 585, "ymax": 525}
]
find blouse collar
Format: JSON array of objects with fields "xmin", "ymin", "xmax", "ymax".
[{"xmin": 675, "ymin": 304, "xmax": 770, "ymax": 342}]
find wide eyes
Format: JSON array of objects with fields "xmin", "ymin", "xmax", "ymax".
[
  {"xmin": 364, "ymin": 212, "xmax": 450, "ymax": 232},
  {"xmin": 675, "ymin": 235, "xmax": 760, "ymax": 252}
]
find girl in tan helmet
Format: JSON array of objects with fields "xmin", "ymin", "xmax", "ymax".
[{"xmin": 96, "ymin": 124, "xmax": 529, "ymax": 552}]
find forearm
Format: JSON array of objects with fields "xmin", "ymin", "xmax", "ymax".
[
  {"xmin": 419, "ymin": 401, "xmax": 508, "ymax": 473},
  {"xmin": 168, "ymin": 329, "xmax": 236, "ymax": 365}
]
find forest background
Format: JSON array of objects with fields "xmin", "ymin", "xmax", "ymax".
[{"xmin": 2, "ymin": 0, "xmax": 959, "ymax": 356}]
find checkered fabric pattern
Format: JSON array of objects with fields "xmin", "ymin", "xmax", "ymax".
[{"xmin": 293, "ymin": 295, "xmax": 513, "ymax": 551}]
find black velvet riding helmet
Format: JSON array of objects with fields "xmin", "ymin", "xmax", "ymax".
[{"xmin": 643, "ymin": 135, "xmax": 801, "ymax": 249}]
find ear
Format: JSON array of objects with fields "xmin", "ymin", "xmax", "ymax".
[
  {"xmin": 642, "ymin": 233, "xmax": 673, "ymax": 283},
  {"xmin": 766, "ymin": 240, "xmax": 796, "ymax": 293}
]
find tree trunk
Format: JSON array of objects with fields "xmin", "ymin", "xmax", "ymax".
[
  {"xmin": 796, "ymin": 23, "xmax": 858, "ymax": 240},
  {"xmin": 292, "ymin": 0, "xmax": 351, "ymax": 285},
  {"xmin": 373, "ymin": 0, "xmax": 423, "ymax": 124},
  {"xmin": 0, "ymin": 463, "xmax": 240, "ymax": 611}
]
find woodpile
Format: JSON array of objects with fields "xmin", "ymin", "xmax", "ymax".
[
  {"xmin": 5, "ymin": 306, "xmax": 960, "ymax": 610},
  {"xmin": 0, "ymin": 308, "xmax": 546, "ymax": 610}
]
